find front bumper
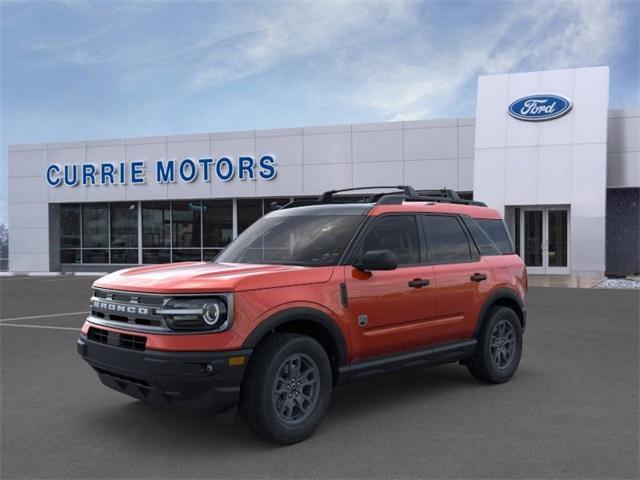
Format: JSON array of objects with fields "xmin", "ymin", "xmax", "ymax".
[{"xmin": 77, "ymin": 335, "xmax": 252, "ymax": 412}]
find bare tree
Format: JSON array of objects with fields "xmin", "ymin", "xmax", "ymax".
[{"xmin": 0, "ymin": 222, "xmax": 8, "ymax": 265}]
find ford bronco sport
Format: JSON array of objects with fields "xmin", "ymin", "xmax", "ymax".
[{"xmin": 77, "ymin": 186, "xmax": 527, "ymax": 444}]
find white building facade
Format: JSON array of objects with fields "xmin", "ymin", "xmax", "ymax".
[{"xmin": 7, "ymin": 66, "xmax": 640, "ymax": 276}]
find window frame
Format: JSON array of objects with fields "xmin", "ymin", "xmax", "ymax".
[{"xmin": 420, "ymin": 213, "xmax": 481, "ymax": 266}]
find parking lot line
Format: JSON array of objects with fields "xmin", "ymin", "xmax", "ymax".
[
  {"xmin": 0, "ymin": 311, "xmax": 87, "ymax": 323},
  {"xmin": 0, "ymin": 323, "xmax": 80, "ymax": 331}
]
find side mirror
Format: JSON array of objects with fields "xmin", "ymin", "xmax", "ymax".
[{"xmin": 353, "ymin": 249, "xmax": 398, "ymax": 271}]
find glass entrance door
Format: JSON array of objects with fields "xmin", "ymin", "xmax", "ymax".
[{"xmin": 519, "ymin": 207, "xmax": 570, "ymax": 274}]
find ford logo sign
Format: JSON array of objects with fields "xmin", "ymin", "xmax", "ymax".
[{"xmin": 508, "ymin": 94, "xmax": 572, "ymax": 121}]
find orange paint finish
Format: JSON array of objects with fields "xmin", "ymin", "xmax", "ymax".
[
  {"xmin": 429, "ymin": 259, "xmax": 495, "ymax": 343},
  {"xmin": 344, "ymin": 264, "xmax": 438, "ymax": 360},
  {"xmin": 371, "ymin": 203, "xmax": 503, "ymax": 219},
  {"xmin": 94, "ymin": 262, "xmax": 334, "ymax": 294}
]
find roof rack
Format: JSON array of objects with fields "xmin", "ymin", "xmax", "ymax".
[
  {"xmin": 319, "ymin": 185, "xmax": 418, "ymax": 202},
  {"xmin": 280, "ymin": 185, "xmax": 486, "ymax": 209}
]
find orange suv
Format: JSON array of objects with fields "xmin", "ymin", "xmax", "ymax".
[{"xmin": 77, "ymin": 186, "xmax": 527, "ymax": 444}]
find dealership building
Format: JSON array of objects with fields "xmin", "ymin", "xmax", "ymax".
[{"xmin": 7, "ymin": 66, "xmax": 639, "ymax": 276}]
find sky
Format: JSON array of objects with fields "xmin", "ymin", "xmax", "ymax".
[{"xmin": 1, "ymin": 0, "xmax": 638, "ymax": 226}]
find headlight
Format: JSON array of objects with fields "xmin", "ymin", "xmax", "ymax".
[{"xmin": 157, "ymin": 296, "xmax": 231, "ymax": 332}]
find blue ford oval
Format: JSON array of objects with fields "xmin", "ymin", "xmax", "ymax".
[{"xmin": 508, "ymin": 94, "xmax": 572, "ymax": 121}]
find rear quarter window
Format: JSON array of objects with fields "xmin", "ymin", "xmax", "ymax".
[{"xmin": 471, "ymin": 218, "xmax": 515, "ymax": 255}]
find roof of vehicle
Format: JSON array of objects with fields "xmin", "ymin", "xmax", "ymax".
[
  {"xmin": 271, "ymin": 201, "xmax": 501, "ymax": 220},
  {"xmin": 274, "ymin": 186, "xmax": 503, "ymax": 220},
  {"xmin": 270, "ymin": 203, "xmax": 373, "ymax": 216},
  {"xmin": 370, "ymin": 202, "xmax": 503, "ymax": 219}
]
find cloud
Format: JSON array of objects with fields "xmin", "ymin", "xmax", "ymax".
[
  {"xmin": 350, "ymin": 0, "xmax": 626, "ymax": 121},
  {"xmin": 188, "ymin": 1, "xmax": 414, "ymax": 90},
  {"xmin": 2, "ymin": 0, "xmax": 632, "ymax": 121}
]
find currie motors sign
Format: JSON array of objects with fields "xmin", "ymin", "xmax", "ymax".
[
  {"xmin": 45, "ymin": 155, "xmax": 277, "ymax": 187},
  {"xmin": 508, "ymin": 94, "xmax": 572, "ymax": 121}
]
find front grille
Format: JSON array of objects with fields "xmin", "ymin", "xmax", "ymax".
[
  {"xmin": 89, "ymin": 288, "xmax": 169, "ymax": 331},
  {"xmin": 87, "ymin": 326, "xmax": 108, "ymax": 344},
  {"xmin": 87, "ymin": 326, "xmax": 147, "ymax": 351},
  {"xmin": 93, "ymin": 289, "xmax": 165, "ymax": 306},
  {"xmin": 119, "ymin": 333, "xmax": 147, "ymax": 351}
]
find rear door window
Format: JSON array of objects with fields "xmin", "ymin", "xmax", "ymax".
[{"xmin": 422, "ymin": 215, "xmax": 473, "ymax": 264}]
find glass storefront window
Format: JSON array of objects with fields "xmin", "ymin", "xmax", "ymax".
[
  {"xmin": 203, "ymin": 200, "xmax": 233, "ymax": 248},
  {"xmin": 82, "ymin": 204, "xmax": 108, "ymax": 248},
  {"xmin": 111, "ymin": 249, "xmax": 138, "ymax": 264},
  {"xmin": 59, "ymin": 197, "xmax": 307, "ymax": 266},
  {"xmin": 143, "ymin": 249, "xmax": 170, "ymax": 264},
  {"xmin": 172, "ymin": 201, "xmax": 202, "ymax": 249},
  {"xmin": 238, "ymin": 199, "xmax": 263, "ymax": 234},
  {"xmin": 142, "ymin": 202, "xmax": 171, "ymax": 248},
  {"xmin": 60, "ymin": 249, "xmax": 81, "ymax": 264},
  {"xmin": 203, "ymin": 248, "xmax": 223, "ymax": 261},
  {"xmin": 60, "ymin": 204, "xmax": 81, "ymax": 248},
  {"xmin": 111, "ymin": 203, "xmax": 138, "ymax": 248},
  {"xmin": 172, "ymin": 249, "xmax": 202, "ymax": 262},
  {"xmin": 83, "ymin": 249, "xmax": 109, "ymax": 264}
]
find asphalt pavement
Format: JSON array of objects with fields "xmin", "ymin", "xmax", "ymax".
[{"xmin": 1, "ymin": 276, "xmax": 638, "ymax": 479}]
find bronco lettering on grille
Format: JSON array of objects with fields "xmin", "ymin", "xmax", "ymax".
[{"xmin": 92, "ymin": 300, "xmax": 149, "ymax": 315}]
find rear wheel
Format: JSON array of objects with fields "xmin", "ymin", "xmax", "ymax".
[
  {"xmin": 468, "ymin": 306, "xmax": 522, "ymax": 384},
  {"xmin": 239, "ymin": 333, "xmax": 332, "ymax": 444}
]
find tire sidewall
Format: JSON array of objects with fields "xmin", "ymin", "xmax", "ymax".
[
  {"xmin": 259, "ymin": 336, "xmax": 332, "ymax": 443},
  {"xmin": 478, "ymin": 307, "xmax": 523, "ymax": 383}
]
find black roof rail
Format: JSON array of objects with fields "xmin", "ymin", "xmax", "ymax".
[
  {"xmin": 415, "ymin": 189, "xmax": 461, "ymax": 200},
  {"xmin": 379, "ymin": 194, "xmax": 487, "ymax": 207},
  {"xmin": 280, "ymin": 186, "xmax": 486, "ymax": 209},
  {"xmin": 319, "ymin": 185, "xmax": 417, "ymax": 203}
]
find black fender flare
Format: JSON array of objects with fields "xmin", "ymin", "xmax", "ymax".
[
  {"xmin": 242, "ymin": 307, "xmax": 348, "ymax": 366},
  {"xmin": 473, "ymin": 287, "xmax": 527, "ymax": 337}
]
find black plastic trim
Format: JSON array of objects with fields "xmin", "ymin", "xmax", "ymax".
[
  {"xmin": 242, "ymin": 307, "xmax": 349, "ymax": 366},
  {"xmin": 473, "ymin": 288, "xmax": 527, "ymax": 336},
  {"xmin": 339, "ymin": 283, "xmax": 348, "ymax": 309},
  {"xmin": 338, "ymin": 339, "xmax": 477, "ymax": 384},
  {"xmin": 77, "ymin": 335, "xmax": 251, "ymax": 412}
]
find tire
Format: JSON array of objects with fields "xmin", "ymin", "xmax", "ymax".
[
  {"xmin": 239, "ymin": 333, "xmax": 332, "ymax": 444},
  {"xmin": 468, "ymin": 306, "xmax": 523, "ymax": 384}
]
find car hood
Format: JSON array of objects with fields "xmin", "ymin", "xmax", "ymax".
[{"xmin": 93, "ymin": 262, "xmax": 336, "ymax": 294}]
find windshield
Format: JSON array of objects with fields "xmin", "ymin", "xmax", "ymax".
[{"xmin": 216, "ymin": 214, "xmax": 363, "ymax": 266}]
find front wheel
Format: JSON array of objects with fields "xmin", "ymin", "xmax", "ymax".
[
  {"xmin": 239, "ymin": 333, "xmax": 332, "ymax": 444},
  {"xmin": 468, "ymin": 306, "xmax": 523, "ymax": 384}
]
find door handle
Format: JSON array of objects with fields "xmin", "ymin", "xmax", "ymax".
[
  {"xmin": 470, "ymin": 273, "xmax": 487, "ymax": 282},
  {"xmin": 408, "ymin": 278, "xmax": 430, "ymax": 288}
]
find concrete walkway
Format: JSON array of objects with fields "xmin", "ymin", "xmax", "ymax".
[{"xmin": 527, "ymin": 275, "xmax": 602, "ymax": 288}]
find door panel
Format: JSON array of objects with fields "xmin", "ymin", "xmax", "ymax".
[
  {"xmin": 420, "ymin": 214, "xmax": 492, "ymax": 343},
  {"xmin": 345, "ymin": 214, "xmax": 436, "ymax": 361},
  {"xmin": 346, "ymin": 265, "xmax": 436, "ymax": 360},
  {"xmin": 431, "ymin": 261, "xmax": 493, "ymax": 343}
]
